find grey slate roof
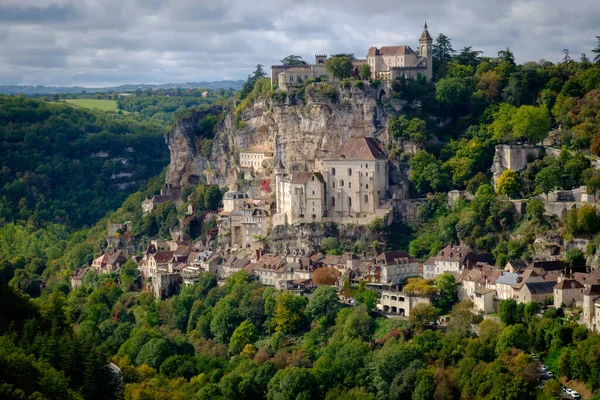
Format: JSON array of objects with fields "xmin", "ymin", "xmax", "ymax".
[{"xmin": 496, "ymin": 272, "xmax": 519, "ymax": 285}]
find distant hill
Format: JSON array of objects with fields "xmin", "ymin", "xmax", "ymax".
[{"xmin": 0, "ymin": 80, "xmax": 245, "ymax": 95}]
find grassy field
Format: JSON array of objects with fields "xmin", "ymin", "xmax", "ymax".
[{"xmin": 64, "ymin": 99, "xmax": 121, "ymax": 112}]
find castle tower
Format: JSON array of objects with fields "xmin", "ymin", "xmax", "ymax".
[
  {"xmin": 275, "ymin": 158, "xmax": 285, "ymax": 213},
  {"xmin": 419, "ymin": 21, "xmax": 433, "ymax": 80}
]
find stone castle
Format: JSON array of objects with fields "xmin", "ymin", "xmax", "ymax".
[{"xmin": 271, "ymin": 23, "xmax": 433, "ymax": 91}]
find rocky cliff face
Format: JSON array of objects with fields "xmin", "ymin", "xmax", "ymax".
[{"xmin": 164, "ymin": 85, "xmax": 388, "ymax": 192}]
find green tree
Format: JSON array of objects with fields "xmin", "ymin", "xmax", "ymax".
[
  {"xmin": 228, "ymin": 320, "xmax": 258, "ymax": 355},
  {"xmin": 496, "ymin": 169, "xmax": 520, "ymax": 198},
  {"xmin": 409, "ymin": 150, "xmax": 448, "ymax": 193},
  {"xmin": 271, "ymin": 292, "xmax": 308, "ymax": 334},
  {"xmin": 525, "ymin": 199, "xmax": 545, "ymax": 221},
  {"xmin": 267, "ymin": 367, "xmax": 318, "ymax": 400},
  {"xmin": 326, "ymin": 56, "xmax": 354, "ymax": 80},
  {"xmin": 320, "ymin": 237, "xmax": 341, "ymax": 255},
  {"xmin": 280, "ymin": 55, "xmax": 307, "ymax": 66},
  {"xmin": 432, "ymin": 33, "xmax": 455, "ymax": 79},
  {"xmin": 495, "ymin": 324, "xmax": 528, "ymax": 354},
  {"xmin": 489, "ymin": 103, "xmax": 517, "ymax": 142},
  {"xmin": 409, "ymin": 303, "xmax": 439, "ymax": 332},
  {"xmin": 592, "ymin": 35, "xmax": 600, "ymax": 63},
  {"xmin": 358, "ymin": 63, "xmax": 372, "ymax": 80},
  {"xmin": 434, "ymin": 273, "xmax": 457, "ymax": 312},
  {"xmin": 498, "ymin": 299, "xmax": 519, "ymax": 325},
  {"xmin": 511, "ymin": 105, "xmax": 552, "ymax": 144},
  {"xmin": 306, "ymin": 285, "xmax": 340, "ymax": 323},
  {"xmin": 535, "ymin": 166, "xmax": 559, "ymax": 199},
  {"xmin": 135, "ymin": 338, "xmax": 172, "ymax": 369}
]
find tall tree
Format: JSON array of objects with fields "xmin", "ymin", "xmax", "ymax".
[
  {"xmin": 432, "ymin": 33, "xmax": 455, "ymax": 79},
  {"xmin": 497, "ymin": 47, "xmax": 515, "ymax": 65},
  {"xmin": 240, "ymin": 64, "xmax": 267, "ymax": 100},
  {"xmin": 454, "ymin": 46, "xmax": 483, "ymax": 68},
  {"xmin": 592, "ymin": 35, "xmax": 600, "ymax": 63},
  {"xmin": 325, "ymin": 56, "xmax": 354, "ymax": 80},
  {"xmin": 280, "ymin": 55, "xmax": 307, "ymax": 66}
]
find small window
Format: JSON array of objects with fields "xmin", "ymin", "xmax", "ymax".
[
  {"xmin": 332, "ymin": 181, "xmax": 336, "ymax": 188},
  {"xmin": 364, "ymin": 194, "xmax": 368, "ymax": 203},
  {"xmin": 331, "ymin": 197, "xmax": 336, "ymax": 207},
  {"xmin": 348, "ymin": 197, "xmax": 352, "ymax": 208},
  {"xmin": 348, "ymin": 182, "xmax": 351, "ymax": 188},
  {"xmin": 348, "ymin": 168, "xmax": 352, "ymax": 176},
  {"xmin": 331, "ymin": 168, "xmax": 336, "ymax": 176},
  {"xmin": 340, "ymin": 180, "xmax": 344, "ymax": 187},
  {"xmin": 366, "ymin": 184, "xmax": 369, "ymax": 189}
]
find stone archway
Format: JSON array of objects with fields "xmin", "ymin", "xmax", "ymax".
[{"xmin": 379, "ymin": 89, "xmax": 386, "ymax": 101}]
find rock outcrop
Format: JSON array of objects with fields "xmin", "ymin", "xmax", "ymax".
[{"xmin": 164, "ymin": 85, "xmax": 388, "ymax": 192}]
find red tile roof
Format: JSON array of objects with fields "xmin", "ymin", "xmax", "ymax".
[
  {"xmin": 327, "ymin": 137, "xmax": 386, "ymax": 160},
  {"xmin": 368, "ymin": 45, "xmax": 415, "ymax": 56}
]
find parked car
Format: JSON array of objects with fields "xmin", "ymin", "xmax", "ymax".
[
  {"xmin": 570, "ymin": 391, "xmax": 581, "ymax": 399},
  {"xmin": 546, "ymin": 371, "xmax": 554, "ymax": 378}
]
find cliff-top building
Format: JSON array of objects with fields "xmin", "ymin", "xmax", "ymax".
[{"xmin": 271, "ymin": 23, "xmax": 433, "ymax": 90}]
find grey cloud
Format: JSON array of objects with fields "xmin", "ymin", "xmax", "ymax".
[{"xmin": 0, "ymin": 0, "xmax": 598, "ymax": 86}]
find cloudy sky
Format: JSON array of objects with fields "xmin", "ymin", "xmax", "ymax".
[{"xmin": 0, "ymin": 0, "xmax": 598, "ymax": 87}]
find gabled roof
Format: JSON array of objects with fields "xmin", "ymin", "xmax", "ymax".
[
  {"xmin": 584, "ymin": 284, "xmax": 600, "ymax": 297},
  {"xmin": 507, "ymin": 260, "xmax": 528, "ymax": 270},
  {"xmin": 285, "ymin": 172, "xmax": 324, "ymax": 184},
  {"xmin": 376, "ymin": 250, "xmax": 416, "ymax": 264},
  {"xmin": 152, "ymin": 251, "xmax": 174, "ymax": 263},
  {"xmin": 554, "ymin": 279, "xmax": 584, "ymax": 290},
  {"xmin": 524, "ymin": 281, "xmax": 556, "ymax": 294},
  {"xmin": 368, "ymin": 45, "xmax": 415, "ymax": 57},
  {"xmin": 496, "ymin": 272, "xmax": 519, "ymax": 285},
  {"xmin": 531, "ymin": 260, "xmax": 563, "ymax": 272},
  {"xmin": 436, "ymin": 244, "xmax": 472, "ymax": 263},
  {"xmin": 326, "ymin": 137, "xmax": 386, "ymax": 160}
]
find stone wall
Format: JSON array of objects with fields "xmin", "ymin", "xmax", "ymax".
[
  {"xmin": 491, "ymin": 144, "xmax": 543, "ymax": 188},
  {"xmin": 394, "ymin": 198, "xmax": 427, "ymax": 223}
]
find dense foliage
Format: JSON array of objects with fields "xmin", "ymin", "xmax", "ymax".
[{"xmin": 0, "ymin": 95, "xmax": 169, "ymax": 228}]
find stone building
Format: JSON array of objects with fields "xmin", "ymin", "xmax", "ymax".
[
  {"xmin": 274, "ymin": 162, "xmax": 325, "ymax": 225},
  {"xmin": 320, "ymin": 137, "xmax": 390, "ymax": 220},
  {"xmin": 271, "ymin": 23, "xmax": 433, "ymax": 90},
  {"xmin": 373, "ymin": 251, "xmax": 419, "ymax": 285},
  {"xmin": 366, "ymin": 22, "xmax": 432, "ymax": 81},
  {"xmin": 239, "ymin": 145, "xmax": 273, "ymax": 176},
  {"xmin": 219, "ymin": 198, "xmax": 275, "ymax": 250},
  {"xmin": 273, "ymin": 137, "xmax": 392, "ymax": 226},
  {"xmin": 554, "ymin": 278, "xmax": 584, "ymax": 308},
  {"xmin": 378, "ymin": 291, "xmax": 431, "ymax": 316}
]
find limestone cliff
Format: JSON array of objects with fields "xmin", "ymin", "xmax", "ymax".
[{"xmin": 164, "ymin": 85, "xmax": 389, "ymax": 194}]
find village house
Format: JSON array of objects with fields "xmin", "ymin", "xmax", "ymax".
[
  {"xmin": 582, "ymin": 285, "xmax": 600, "ymax": 332},
  {"xmin": 427, "ymin": 244, "xmax": 480, "ymax": 279},
  {"xmin": 517, "ymin": 281, "xmax": 555, "ymax": 304},
  {"xmin": 274, "ymin": 166, "xmax": 325, "ymax": 225},
  {"xmin": 554, "ymin": 278, "xmax": 584, "ymax": 308},
  {"xmin": 239, "ymin": 145, "xmax": 274, "ymax": 176},
  {"xmin": 91, "ymin": 250, "xmax": 128, "ymax": 275},
  {"xmin": 373, "ymin": 251, "xmax": 419, "ymax": 285},
  {"xmin": 219, "ymin": 197, "xmax": 276, "ymax": 250},
  {"xmin": 70, "ymin": 267, "xmax": 90, "ymax": 289}
]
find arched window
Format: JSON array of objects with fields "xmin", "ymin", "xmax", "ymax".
[
  {"xmin": 348, "ymin": 182, "xmax": 351, "ymax": 188},
  {"xmin": 331, "ymin": 197, "xmax": 336, "ymax": 207},
  {"xmin": 364, "ymin": 194, "xmax": 368, "ymax": 203},
  {"xmin": 348, "ymin": 168, "xmax": 352, "ymax": 176},
  {"xmin": 340, "ymin": 180, "xmax": 344, "ymax": 187},
  {"xmin": 331, "ymin": 168, "xmax": 336, "ymax": 176},
  {"xmin": 348, "ymin": 197, "xmax": 352, "ymax": 208},
  {"xmin": 332, "ymin": 181, "xmax": 336, "ymax": 188}
]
